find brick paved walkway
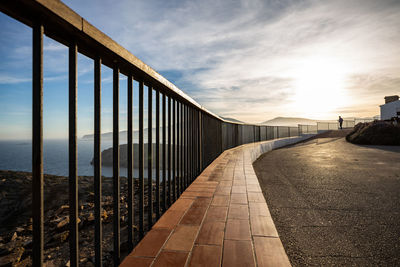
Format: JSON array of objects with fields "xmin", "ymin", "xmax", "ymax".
[{"xmin": 121, "ymin": 142, "xmax": 292, "ymax": 267}]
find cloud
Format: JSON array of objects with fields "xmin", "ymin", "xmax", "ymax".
[
  {"xmin": 0, "ymin": 74, "xmax": 31, "ymax": 84},
  {"xmin": 8, "ymin": 0, "xmax": 400, "ymax": 123}
]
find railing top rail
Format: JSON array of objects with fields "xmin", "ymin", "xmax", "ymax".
[{"xmin": 0, "ymin": 0, "xmax": 244, "ymax": 123}]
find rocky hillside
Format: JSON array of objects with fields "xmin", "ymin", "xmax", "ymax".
[
  {"xmin": 0, "ymin": 170, "xmax": 155, "ymax": 266},
  {"xmin": 346, "ymin": 121, "xmax": 400, "ymax": 145},
  {"xmin": 95, "ymin": 143, "xmax": 175, "ymax": 168}
]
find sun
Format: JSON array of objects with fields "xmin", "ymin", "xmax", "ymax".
[{"xmin": 290, "ymin": 56, "xmax": 350, "ymax": 119}]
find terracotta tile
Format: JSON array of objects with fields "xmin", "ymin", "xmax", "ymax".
[
  {"xmin": 230, "ymin": 193, "xmax": 248, "ymax": 205},
  {"xmin": 247, "ymin": 192, "xmax": 265, "ymax": 203},
  {"xmin": 249, "ymin": 202, "xmax": 271, "ymax": 217},
  {"xmin": 245, "ymin": 174, "xmax": 258, "ymax": 179},
  {"xmin": 131, "ymin": 228, "xmax": 172, "ymax": 257},
  {"xmin": 180, "ymin": 194, "xmax": 197, "ymax": 199},
  {"xmin": 245, "ymin": 170, "xmax": 256, "ymax": 175},
  {"xmin": 253, "ymin": 236, "xmax": 291, "ymax": 267},
  {"xmin": 196, "ymin": 221, "xmax": 225, "ymax": 245},
  {"xmin": 222, "ymin": 240, "xmax": 256, "ymax": 267},
  {"xmin": 211, "ymin": 195, "xmax": 230, "ymax": 206},
  {"xmin": 221, "ymin": 175, "xmax": 233, "ymax": 181},
  {"xmin": 231, "ymin": 185, "xmax": 246, "ymax": 194},
  {"xmin": 181, "ymin": 191, "xmax": 214, "ymax": 197},
  {"xmin": 169, "ymin": 198, "xmax": 194, "ymax": 211},
  {"xmin": 164, "ymin": 225, "xmax": 199, "ymax": 251},
  {"xmin": 193, "ymin": 181, "xmax": 219, "ymax": 186},
  {"xmin": 233, "ymin": 179, "xmax": 246, "ymax": 186},
  {"xmin": 153, "ymin": 251, "xmax": 189, "ymax": 267},
  {"xmin": 186, "ymin": 187, "xmax": 216, "ymax": 193},
  {"xmin": 247, "ymin": 184, "xmax": 262, "ymax": 192},
  {"xmin": 153, "ymin": 210, "xmax": 185, "ymax": 229},
  {"xmin": 219, "ymin": 180, "xmax": 232, "ymax": 187},
  {"xmin": 225, "ymin": 219, "xmax": 251, "ymax": 240},
  {"xmin": 208, "ymin": 175, "xmax": 223, "ymax": 182},
  {"xmin": 120, "ymin": 256, "xmax": 154, "ymax": 267},
  {"xmin": 215, "ymin": 186, "xmax": 231, "ymax": 195},
  {"xmin": 192, "ymin": 197, "xmax": 212, "ymax": 207},
  {"xmin": 250, "ymin": 216, "xmax": 278, "ymax": 237},
  {"xmin": 246, "ymin": 179, "xmax": 259, "ymax": 185},
  {"xmin": 180, "ymin": 205, "xmax": 208, "ymax": 225},
  {"xmin": 189, "ymin": 245, "xmax": 222, "ymax": 267},
  {"xmin": 234, "ymin": 173, "xmax": 245, "ymax": 180},
  {"xmin": 204, "ymin": 206, "xmax": 228, "ymax": 222},
  {"xmin": 228, "ymin": 204, "xmax": 249, "ymax": 220}
]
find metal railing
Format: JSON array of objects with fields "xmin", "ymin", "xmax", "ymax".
[
  {"xmin": 298, "ymin": 119, "xmax": 367, "ymax": 134},
  {"xmin": 0, "ymin": 1, "xmax": 351, "ymax": 266}
]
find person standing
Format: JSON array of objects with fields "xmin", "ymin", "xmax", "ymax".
[{"xmin": 338, "ymin": 116, "xmax": 343, "ymax": 129}]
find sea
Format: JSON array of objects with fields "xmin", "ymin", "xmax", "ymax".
[{"xmin": 0, "ymin": 139, "xmax": 147, "ymax": 178}]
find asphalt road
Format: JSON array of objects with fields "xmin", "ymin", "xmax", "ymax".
[{"xmin": 253, "ymin": 136, "xmax": 400, "ymax": 266}]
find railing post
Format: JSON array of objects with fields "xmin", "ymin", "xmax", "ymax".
[
  {"xmin": 32, "ymin": 21, "xmax": 44, "ymax": 267},
  {"xmin": 176, "ymin": 101, "xmax": 180, "ymax": 197},
  {"xmin": 68, "ymin": 41, "xmax": 79, "ymax": 267},
  {"xmin": 190, "ymin": 107, "xmax": 193, "ymax": 181},
  {"xmin": 148, "ymin": 85, "xmax": 153, "ymax": 229},
  {"xmin": 172, "ymin": 99, "xmax": 176, "ymax": 202},
  {"xmin": 127, "ymin": 75, "xmax": 133, "ymax": 251},
  {"xmin": 155, "ymin": 89, "xmax": 160, "ymax": 220},
  {"xmin": 167, "ymin": 96, "xmax": 171, "ymax": 206},
  {"xmin": 139, "ymin": 80, "xmax": 144, "ymax": 239},
  {"xmin": 162, "ymin": 93, "xmax": 166, "ymax": 211},
  {"xmin": 186, "ymin": 104, "xmax": 188, "ymax": 188},
  {"xmin": 94, "ymin": 57, "xmax": 102, "ymax": 267},
  {"xmin": 112, "ymin": 64, "xmax": 120, "ymax": 265},
  {"xmin": 198, "ymin": 110, "xmax": 202, "ymax": 172},
  {"xmin": 180, "ymin": 103, "xmax": 184, "ymax": 192}
]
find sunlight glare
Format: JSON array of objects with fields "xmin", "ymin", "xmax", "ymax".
[{"xmin": 291, "ymin": 57, "xmax": 350, "ymax": 118}]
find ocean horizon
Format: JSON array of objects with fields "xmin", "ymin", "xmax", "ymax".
[{"xmin": 0, "ymin": 139, "xmax": 156, "ymax": 178}]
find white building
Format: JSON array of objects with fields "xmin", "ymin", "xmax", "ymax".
[{"xmin": 380, "ymin": 95, "xmax": 400, "ymax": 120}]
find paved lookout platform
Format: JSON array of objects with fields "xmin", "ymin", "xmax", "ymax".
[{"xmin": 121, "ymin": 136, "xmax": 312, "ymax": 267}]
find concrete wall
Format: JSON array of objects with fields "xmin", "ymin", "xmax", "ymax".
[{"xmin": 248, "ymin": 134, "xmax": 315, "ymax": 163}]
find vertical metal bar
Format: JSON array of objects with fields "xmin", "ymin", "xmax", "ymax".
[
  {"xmin": 194, "ymin": 109, "xmax": 197, "ymax": 175},
  {"xmin": 127, "ymin": 74, "xmax": 133, "ymax": 251},
  {"xmin": 94, "ymin": 57, "xmax": 102, "ymax": 267},
  {"xmin": 193, "ymin": 108, "xmax": 196, "ymax": 176},
  {"xmin": 180, "ymin": 102, "xmax": 184, "ymax": 193},
  {"xmin": 172, "ymin": 99, "xmax": 176, "ymax": 202},
  {"xmin": 167, "ymin": 97, "xmax": 171, "ymax": 206},
  {"xmin": 189, "ymin": 108, "xmax": 192, "ymax": 181},
  {"xmin": 199, "ymin": 111, "xmax": 203, "ymax": 170},
  {"xmin": 112, "ymin": 65, "xmax": 120, "ymax": 265},
  {"xmin": 68, "ymin": 42, "xmax": 79, "ymax": 267},
  {"xmin": 162, "ymin": 93, "xmax": 166, "ymax": 211},
  {"xmin": 155, "ymin": 89, "xmax": 160, "ymax": 220},
  {"xmin": 194, "ymin": 109, "xmax": 197, "ymax": 176},
  {"xmin": 186, "ymin": 105, "xmax": 189, "ymax": 185},
  {"xmin": 32, "ymin": 22, "xmax": 44, "ymax": 267},
  {"xmin": 148, "ymin": 85, "xmax": 153, "ymax": 229},
  {"xmin": 190, "ymin": 108, "xmax": 195, "ymax": 181},
  {"xmin": 176, "ymin": 102, "xmax": 180, "ymax": 197},
  {"xmin": 194, "ymin": 109, "xmax": 200, "ymax": 176},
  {"xmin": 188, "ymin": 106, "xmax": 190, "ymax": 183},
  {"xmin": 139, "ymin": 81, "xmax": 144, "ymax": 238},
  {"xmin": 183, "ymin": 105, "xmax": 187, "ymax": 188}
]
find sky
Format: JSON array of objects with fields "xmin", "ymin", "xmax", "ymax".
[{"xmin": 0, "ymin": 0, "xmax": 399, "ymax": 139}]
